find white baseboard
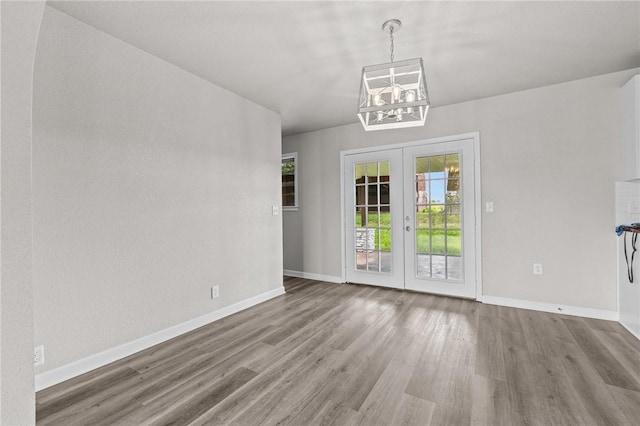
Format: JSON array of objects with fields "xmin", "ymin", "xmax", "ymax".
[
  {"xmin": 618, "ymin": 320, "xmax": 640, "ymax": 340},
  {"xmin": 478, "ymin": 295, "xmax": 619, "ymax": 321},
  {"xmin": 283, "ymin": 269, "xmax": 343, "ymax": 284},
  {"xmin": 35, "ymin": 286, "xmax": 285, "ymax": 392},
  {"xmin": 282, "ymin": 273, "xmax": 619, "ymax": 322}
]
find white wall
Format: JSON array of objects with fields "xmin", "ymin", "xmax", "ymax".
[
  {"xmin": 283, "ymin": 69, "xmax": 640, "ymax": 314},
  {"xmin": 0, "ymin": 2, "xmax": 45, "ymax": 423},
  {"xmin": 32, "ymin": 7, "xmax": 282, "ymax": 375}
]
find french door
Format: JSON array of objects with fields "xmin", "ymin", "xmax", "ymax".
[
  {"xmin": 344, "ymin": 138, "xmax": 477, "ymax": 298},
  {"xmin": 344, "ymin": 149, "xmax": 404, "ymax": 289}
]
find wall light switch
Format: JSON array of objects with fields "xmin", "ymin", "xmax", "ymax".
[
  {"xmin": 485, "ymin": 202, "xmax": 494, "ymax": 213},
  {"xmin": 272, "ymin": 206, "xmax": 279, "ymax": 216}
]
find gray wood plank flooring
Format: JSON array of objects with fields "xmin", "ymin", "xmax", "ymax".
[{"xmin": 37, "ymin": 277, "xmax": 640, "ymax": 425}]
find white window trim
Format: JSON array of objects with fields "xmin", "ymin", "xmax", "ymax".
[{"xmin": 282, "ymin": 152, "xmax": 298, "ymax": 211}]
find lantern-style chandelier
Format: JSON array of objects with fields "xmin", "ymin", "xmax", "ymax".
[{"xmin": 357, "ymin": 19, "xmax": 430, "ymax": 131}]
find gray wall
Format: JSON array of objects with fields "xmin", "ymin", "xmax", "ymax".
[
  {"xmin": 32, "ymin": 7, "xmax": 282, "ymax": 374},
  {"xmin": 283, "ymin": 69, "xmax": 639, "ymax": 313},
  {"xmin": 1, "ymin": 2, "xmax": 45, "ymax": 423}
]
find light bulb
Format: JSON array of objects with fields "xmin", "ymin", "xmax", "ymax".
[
  {"xmin": 406, "ymin": 90, "xmax": 416, "ymax": 114},
  {"xmin": 392, "ymin": 85, "xmax": 403, "ymax": 103}
]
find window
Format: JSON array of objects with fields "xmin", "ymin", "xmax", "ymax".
[{"xmin": 282, "ymin": 152, "xmax": 298, "ymax": 210}]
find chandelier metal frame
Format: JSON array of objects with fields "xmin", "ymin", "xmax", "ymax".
[{"xmin": 357, "ymin": 19, "xmax": 430, "ymax": 131}]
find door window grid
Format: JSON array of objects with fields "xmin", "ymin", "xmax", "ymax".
[
  {"xmin": 414, "ymin": 153, "xmax": 462, "ymax": 281},
  {"xmin": 354, "ymin": 161, "xmax": 391, "ymax": 274}
]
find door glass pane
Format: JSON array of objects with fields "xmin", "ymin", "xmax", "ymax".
[
  {"xmin": 355, "ymin": 164, "xmax": 366, "ymax": 184},
  {"xmin": 414, "ymin": 153, "xmax": 463, "ymax": 281},
  {"xmin": 379, "ymin": 161, "xmax": 390, "ymax": 177},
  {"xmin": 367, "ymin": 184, "xmax": 378, "ymax": 205},
  {"xmin": 445, "ymin": 205, "xmax": 460, "ymax": 227},
  {"xmin": 378, "ymin": 211, "xmax": 389, "ymax": 229},
  {"xmin": 447, "ymin": 256, "xmax": 461, "ymax": 280},
  {"xmin": 417, "ymin": 254, "xmax": 431, "ymax": 278},
  {"xmin": 446, "ymin": 230, "xmax": 461, "ymax": 255},
  {"xmin": 429, "ymin": 180, "xmax": 445, "ymax": 203},
  {"xmin": 429, "ymin": 155, "xmax": 445, "ymax": 174},
  {"xmin": 355, "ymin": 207, "xmax": 365, "ymax": 227},
  {"xmin": 366, "ymin": 163, "xmax": 378, "ymax": 182},
  {"xmin": 380, "ymin": 183, "xmax": 390, "ymax": 204},
  {"xmin": 431, "ymin": 205, "xmax": 445, "ymax": 227},
  {"xmin": 415, "ymin": 180, "xmax": 428, "ymax": 205},
  {"xmin": 379, "ymin": 228, "xmax": 391, "ymax": 251},
  {"xmin": 380, "ymin": 250, "xmax": 392, "ymax": 273},
  {"xmin": 432, "ymin": 255, "xmax": 446, "ymax": 279},
  {"xmin": 416, "ymin": 230, "xmax": 430, "ymax": 254},
  {"xmin": 356, "ymin": 250, "xmax": 367, "ymax": 270},
  {"xmin": 367, "ymin": 250, "xmax": 379, "ymax": 272},
  {"xmin": 380, "ymin": 206, "xmax": 391, "ymax": 252},
  {"xmin": 356, "ymin": 227, "xmax": 369, "ymax": 250},
  {"xmin": 355, "ymin": 186, "xmax": 365, "ymax": 206},
  {"xmin": 446, "ymin": 154, "xmax": 460, "ymax": 179},
  {"xmin": 416, "ymin": 207, "xmax": 429, "ymax": 228},
  {"xmin": 353, "ymin": 160, "xmax": 391, "ymax": 275},
  {"xmin": 367, "ymin": 207, "xmax": 379, "ymax": 227},
  {"xmin": 432, "ymin": 230, "xmax": 446, "ymax": 255},
  {"xmin": 446, "ymin": 181, "xmax": 460, "ymax": 203},
  {"xmin": 416, "ymin": 157, "xmax": 429, "ymax": 174}
]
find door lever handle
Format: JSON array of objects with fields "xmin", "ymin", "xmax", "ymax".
[{"xmin": 406, "ymin": 226, "xmax": 411, "ymax": 232}]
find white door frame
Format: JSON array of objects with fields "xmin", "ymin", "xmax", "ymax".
[{"xmin": 340, "ymin": 132, "xmax": 483, "ymax": 299}]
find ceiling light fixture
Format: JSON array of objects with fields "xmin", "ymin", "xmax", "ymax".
[{"xmin": 357, "ymin": 19, "xmax": 430, "ymax": 131}]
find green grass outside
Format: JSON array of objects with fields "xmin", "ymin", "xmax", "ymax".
[
  {"xmin": 416, "ymin": 230, "xmax": 461, "ymax": 255},
  {"xmin": 356, "ymin": 209, "xmax": 461, "ymax": 255},
  {"xmin": 356, "ymin": 208, "xmax": 460, "ymax": 228}
]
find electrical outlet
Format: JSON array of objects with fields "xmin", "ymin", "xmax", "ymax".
[
  {"xmin": 272, "ymin": 205, "xmax": 279, "ymax": 216},
  {"xmin": 485, "ymin": 201, "xmax": 494, "ymax": 213},
  {"xmin": 211, "ymin": 285, "xmax": 219, "ymax": 299},
  {"xmin": 34, "ymin": 345, "xmax": 44, "ymax": 366},
  {"xmin": 533, "ymin": 263, "xmax": 543, "ymax": 275}
]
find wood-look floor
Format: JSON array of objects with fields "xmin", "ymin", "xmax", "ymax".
[{"xmin": 37, "ymin": 278, "xmax": 640, "ymax": 425}]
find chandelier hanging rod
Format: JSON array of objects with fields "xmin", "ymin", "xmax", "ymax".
[{"xmin": 382, "ymin": 19, "xmax": 401, "ymax": 62}]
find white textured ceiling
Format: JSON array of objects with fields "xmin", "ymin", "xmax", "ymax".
[{"xmin": 48, "ymin": 1, "xmax": 640, "ymax": 136}]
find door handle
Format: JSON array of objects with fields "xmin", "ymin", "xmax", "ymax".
[{"xmin": 406, "ymin": 226, "xmax": 411, "ymax": 232}]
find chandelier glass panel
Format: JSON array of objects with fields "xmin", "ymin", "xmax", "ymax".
[{"xmin": 357, "ymin": 20, "xmax": 430, "ymax": 131}]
